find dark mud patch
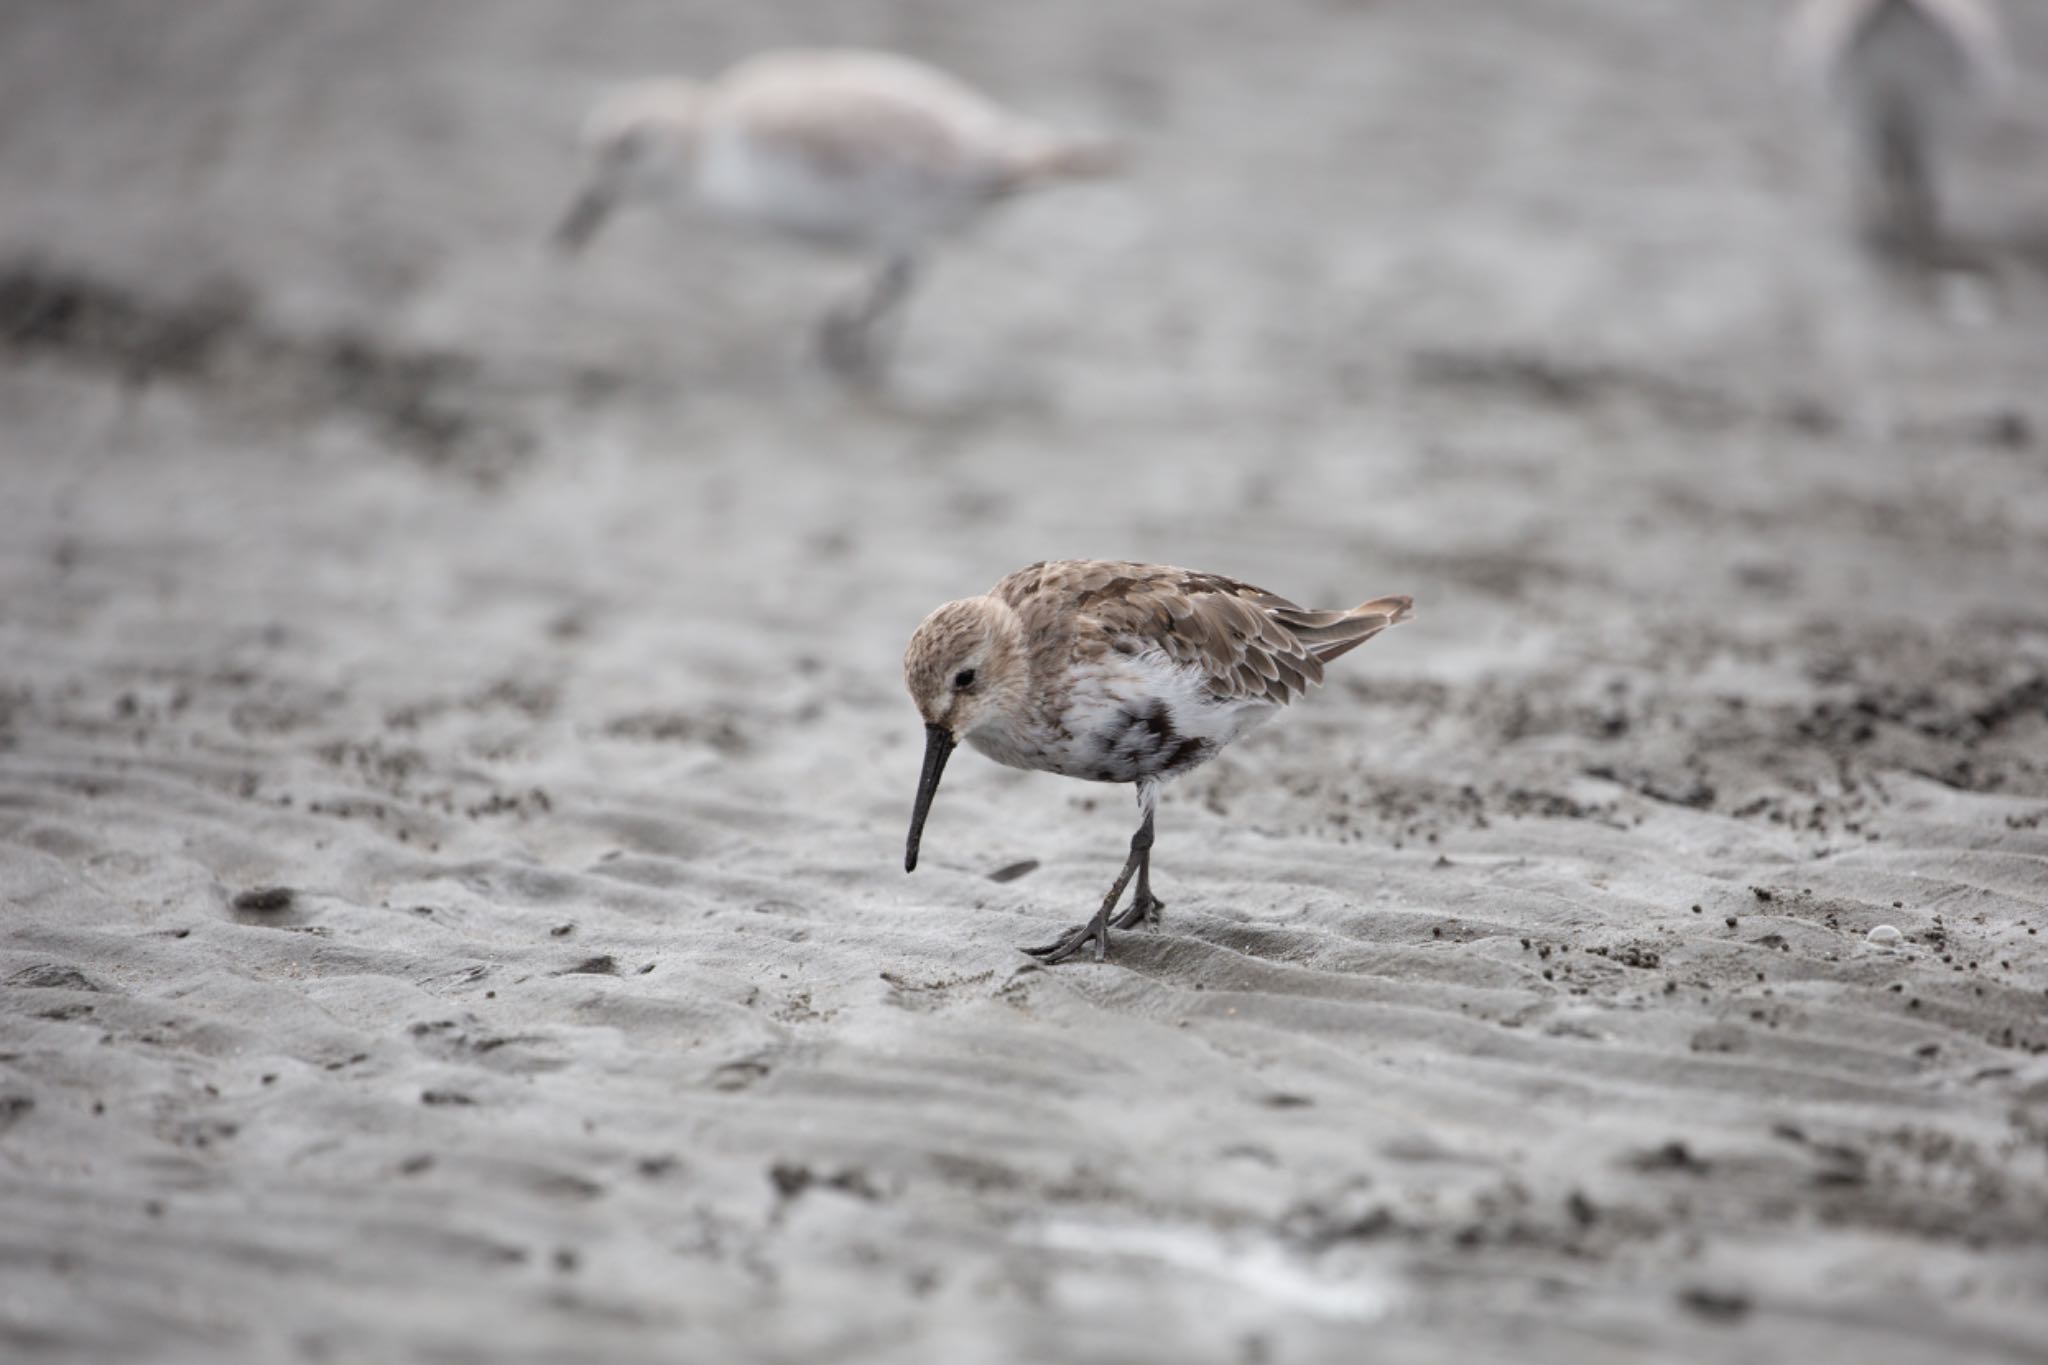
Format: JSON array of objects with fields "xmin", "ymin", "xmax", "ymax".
[
  {"xmin": 420, "ymin": 1089, "xmax": 478, "ymax": 1107},
  {"xmin": 602, "ymin": 709, "xmax": 750, "ymax": 755},
  {"xmin": 1629, "ymin": 1140, "xmax": 1712, "ymax": 1176},
  {"xmin": 0, "ymin": 1094, "xmax": 35, "ymax": 1137},
  {"xmin": 1407, "ymin": 346, "xmax": 1837, "ymax": 435},
  {"xmin": 880, "ymin": 969, "xmax": 995, "ymax": 1012},
  {"xmin": 1675, "ymin": 1286, "xmax": 1752, "ymax": 1323},
  {"xmin": 988, "ymin": 859, "xmax": 1040, "ymax": 883},
  {"xmin": 408, "ymin": 1018, "xmax": 570, "ymax": 1073},
  {"xmin": 1316, "ymin": 619, "xmax": 2048, "ymax": 850},
  {"xmin": 6, "ymin": 964, "xmax": 103, "ymax": 991},
  {"xmin": 0, "ymin": 259, "xmax": 527, "ymax": 478},
  {"xmin": 769, "ymin": 1161, "xmax": 885, "ymax": 1203},
  {"xmin": 0, "ymin": 264, "xmax": 248, "ymax": 382},
  {"xmin": 228, "ymin": 884, "xmax": 319, "ymax": 928}
]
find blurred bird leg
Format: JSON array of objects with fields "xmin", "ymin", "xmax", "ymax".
[
  {"xmin": 1867, "ymin": 96, "xmax": 1937, "ymax": 259},
  {"xmin": 1786, "ymin": 0, "xmax": 2007, "ymax": 264},
  {"xmin": 552, "ymin": 182, "xmax": 617, "ymax": 254},
  {"xmin": 818, "ymin": 254, "xmax": 917, "ymax": 378}
]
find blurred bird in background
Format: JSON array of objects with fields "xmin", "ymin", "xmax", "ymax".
[
  {"xmin": 553, "ymin": 49, "xmax": 1118, "ymax": 379},
  {"xmin": 1784, "ymin": 0, "xmax": 2006, "ymax": 260}
]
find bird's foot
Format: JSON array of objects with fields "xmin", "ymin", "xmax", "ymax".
[
  {"xmin": 1109, "ymin": 891, "xmax": 1164, "ymax": 932},
  {"xmin": 817, "ymin": 310, "xmax": 884, "ymax": 383},
  {"xmin": 1021, "ymin": 906, "xmax": 1112, "ymax": 965}
]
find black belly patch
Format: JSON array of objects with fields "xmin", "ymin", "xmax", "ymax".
[{"xmin": 1093, "ymin": 698, "xmax": 1213, "ymax": 781}]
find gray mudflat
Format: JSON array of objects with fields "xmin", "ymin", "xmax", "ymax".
[{"xmin": 3, "ymin": 2, "xmax": 2047, "ymax": 1362}]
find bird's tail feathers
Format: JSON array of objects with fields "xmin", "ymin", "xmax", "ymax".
[
  {"xmin": 997, "ymin": 134, "xmax": 1123, "ymax": 192},
  {"xmin": 1277, "ymin": 594, "xmax": 1415, "ymax": 665}
]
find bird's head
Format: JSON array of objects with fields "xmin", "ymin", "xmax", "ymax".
[
  {"xmin": 552, "ymin": 80, "xmax": 704, "ymax": 253},
  {"xmin": 900, "ymin": 595, "xmax": 1027, "ymax": 872}
]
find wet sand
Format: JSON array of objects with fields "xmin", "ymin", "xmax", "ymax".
[{"xmin": 3, "ymin": 1, "xmax": 2047, "ymax": 1361}]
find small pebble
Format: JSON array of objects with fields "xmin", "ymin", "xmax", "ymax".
[{"xmin": 1867, "ymin": 925, "xmax": 1901, "ymax": 945}]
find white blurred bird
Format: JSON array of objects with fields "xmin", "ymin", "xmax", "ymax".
[
  {"xmin": 554, "ymin": 49, "xmax": 1117, "ymax": 377},
  {"xmin": 1784, "ymin": 0, "xmax": 2006, "ymax": 256}
]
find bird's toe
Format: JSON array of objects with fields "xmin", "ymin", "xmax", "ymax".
[
  {"xmin": 1021, "ymin": 915, "xmax": 1109, "ymax": 965},
  {"xmin": 1110, "ymin": 893, "xmax": 1165, "ymax": 933}
]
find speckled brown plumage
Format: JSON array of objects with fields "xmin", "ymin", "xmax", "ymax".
[{"xmin": 992, "ymin": 560, "xmax": 1412, "ymax": 711}]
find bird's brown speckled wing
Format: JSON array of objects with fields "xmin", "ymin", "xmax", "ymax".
[{"xmin": 992, "ymin": 560, "xmax": 1411, "ymax": 707}]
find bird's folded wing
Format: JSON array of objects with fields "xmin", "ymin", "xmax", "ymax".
[
  {"xmin": 1005, "ymin": 561, "xmax": 1327, "ymax": 707},
  {"xmin": 719, "ymin": 55, "xmax": 1007, "ymax": 183}
]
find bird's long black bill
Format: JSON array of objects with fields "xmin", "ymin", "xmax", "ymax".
[
  {"xmin": 551, "ymin": 185, "xmax": 615, "ymax": 254},
  {"xmin": 904, "ymin": 725, "xmax": 954, "ymax": 873}
]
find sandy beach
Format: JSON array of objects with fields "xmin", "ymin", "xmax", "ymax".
[{"xmin": 3, "ymin": 1, "xmax": 2047, "ymax": 1360}]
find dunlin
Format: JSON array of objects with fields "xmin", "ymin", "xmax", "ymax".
[
  {"xmin": 902, "ymin": 561, "xmax": 1414, "ymax": 964},
  {"xmin": 1784, "ymin": 0, "xmax": 2005, "ymax": 255},
  {"xmin": 553, "ymin": 49, "xmax": 1116, "ymax": 376}
]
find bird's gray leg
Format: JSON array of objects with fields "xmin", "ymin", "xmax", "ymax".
[
  {"xmin": 818, "ymin": 253, "xmax": 917, "ymax": 377},
  {"xmin": 1859, "ymin": 94, "xmax": 1945, "ymax": 266},
  {"xmin": 1111, "ymin": 781, "xmax": 1165, "ymax": 931},
  {"xmin": 1026, "ymin": 782, "xmax": 1157, "ymax": 963}
]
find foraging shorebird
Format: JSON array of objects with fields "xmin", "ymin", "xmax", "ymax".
[
  {"xmin": 902, "ymin": 561, "xmax": 1414, "ymax": 964},
  {"xmin": 1784, "ymin": 0, "xmax": 2006, "ymax": 255},
  {"xmin": 553, "ymin": 49, "xmax": 1116, "ymax": 376}
]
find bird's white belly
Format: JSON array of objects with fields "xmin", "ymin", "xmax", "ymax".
[
  {"xmin": 969, "ymin": 652, "xmax": 1278, "ymax": 784},
  {"xmin": 695, "ymin": 129, "xmax": 986, "ymax": 252}
]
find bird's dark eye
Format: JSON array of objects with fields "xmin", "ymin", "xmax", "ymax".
[{"xmin": 953, "ymin": 668, "xmax": 977, "ymax": 691}]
